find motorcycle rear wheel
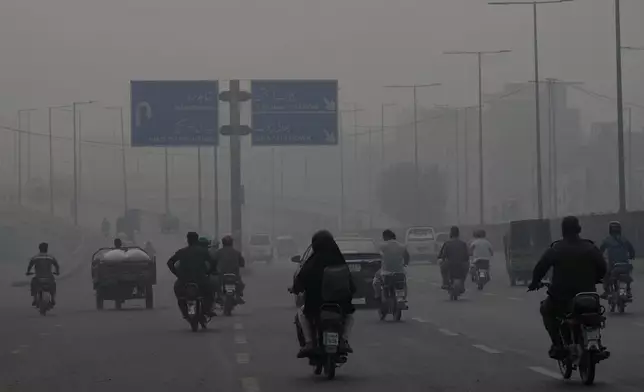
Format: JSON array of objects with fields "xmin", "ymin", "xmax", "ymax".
[
  {"xmin": 314, "ymin": 363, "xmax": 323, "ymax": 375},
  {"xmin": 325, "ymin": 356, "xmax": 336, "ymax": 380},
  {"xmin": 189, "ymin": 318, "xmax": 199, "ymax": 332},
  {"xmin": 579, "ymin": 352, "xmax": 596, "ymax": 385},
  {"xmin": 394, "ymin": 309, "xmax": 402, "ymax": 321}
]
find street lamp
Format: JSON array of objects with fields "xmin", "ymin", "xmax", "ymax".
[
  {"xmin": 489, "ymin": 0, "xmax": 573, "ymax": 220},
  {"xmin": 339, "ymin": 105, "xmax": 364, "ymax": 230},
  {"xmin": 16, "ymin": 108, "xmax": 37, "ymax": 206},
  {"xmin": 72, "ymin": 100, "xmax": 96, "ymax": 226},
  {"xmin": 48, "ymin": 105, "xmax": 73, "ymax": 215},
  {"xmin": 384, "ymin": 83, "xmax": 441, "ymax": 222},
  {"xmin": 620, "ymin": 45, "xmax": 643, "ymax": 208},
  {"xmin": 443, "ymin": 50, "xmax": 510, "ymax": 224},
  {"xmin": 105, "ymin": 106, "xmax": 129, "ymax": 215},
  {"xmin": 380, "ymin": 103, "xmax": 396, "ymax": 166}
]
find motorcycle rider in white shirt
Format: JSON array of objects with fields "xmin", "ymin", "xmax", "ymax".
[{"xmin": 469, "ymin": 229, "xmax": 494, "ymax": 279}]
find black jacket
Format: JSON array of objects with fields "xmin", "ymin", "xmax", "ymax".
[
  {"xmin": 531, "ymin": 237, "xmax": 607, "ymax": 301},
  {"xmin": 167, "ymin": 245, "xmax": 215, "ymax": 283}
]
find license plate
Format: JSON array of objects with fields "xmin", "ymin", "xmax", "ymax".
[
  {"xmin": 619, "ymin": 288, "xmax": 626, "ymax": 295},
  {"xmin": 352, "ymin": 297, "xmax": 366, "ymax": 305},
  {"xmin": 395, "ymin": 290, "xmax": 405, "ymax": 298},
  {"xmin": 225, "ymin": 284, "xmax": 236, "ymax": 291},
  {"xmin": 479, "ymin": 271, "xmax": 486, "ymax": 278},
  {"xmin": 323, "ymin": 332, "xmax": 339, "ymax": 346},
  {"xmin": 585, "ymin": 328, "xmax": 600, "ymax": 341},
  {"xmin": 187, "ymin": 302, "xmax": 196, "ymax": 316},
  {"xmin": 348, "ymin": 264, "xmax": 361, "ymax": 272}
]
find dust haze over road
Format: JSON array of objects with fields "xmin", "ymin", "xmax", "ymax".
[{"xmin": 2, "ymin": 0, "xmax": 644, "ymax": 391}]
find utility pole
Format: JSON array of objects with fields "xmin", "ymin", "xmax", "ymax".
[
  {"xmin": 443, "ymin": 51, "xmax": 510, "ymax": 224},
  {"xmin": 48, "ymin": 107, "xmax": 54, "ymax": 215},
  {"xmin": 614, "ymin": 0, "xmax": 626, "ymax": 214},
  {"xmin": 384, "ymin": 83, "xmax": 441, "ymax": 222},
  {"xmin": 271, "ymin": 148, "xmax": 276, "ymax": 239},
  {"xmin": 368, "ymin": 127, "xmax": 373, "ymax": 229},
  {"xmin": 436, "ymin": 105, "xmax": 462, "ymax": 223},
  {"xmin": 219, "ymin": 80, "xmax": 252, "ymax": 250},
  {"xmin": 339, "ymin": 106, "xmax": 363, "ymax": 229},
  {"xmin": 489, "ymin": 0, "xmax": 574, "ymax": 220},
  {"xmin": 71, "ymin": 101, "xmax": 95, "ymax": 225}
]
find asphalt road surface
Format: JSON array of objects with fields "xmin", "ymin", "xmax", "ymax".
[{"xmin": 1, "ymin": 247, "xmax": 643, "ymax": 391}]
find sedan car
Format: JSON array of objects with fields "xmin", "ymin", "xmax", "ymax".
[{"xmin": 290, "ymin": 236, "xmax": 382, "ymax": 308}]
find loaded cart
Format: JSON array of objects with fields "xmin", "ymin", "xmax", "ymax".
[{"xmin": 91, "ymin": 247, "xmax": 157, "ymax": 310}]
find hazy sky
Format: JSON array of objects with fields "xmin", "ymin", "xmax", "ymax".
[{"xmin": 2, "ymin": 0, "xmax": 643, "ymax": 126}]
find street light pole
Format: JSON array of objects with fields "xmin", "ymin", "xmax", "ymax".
[
  {"xmin": 384, "ymin": 83, "xmax": 441, "ymax": 222},
  {"xmin": 443, "ymin": 51, "xmax": 510, "ymax": 224},
  {"xmin": 16, "ymin": 108, "xmax": 37, "ymax": 206},
  {"xmin": 71, "ymin": 100, "xmax": 95, "ymax": 226},
  {"xmin": 619, "ymin": 44, "xmax": 643, "ymax": 210},
  {"xmin": 381, "ymin": 103, "xmax": 396, "ymax": 167},
  {"xmin": 106, "ymin": 106, "xmax": 129, "ymax": 214},
  {"xmin": 489, "ymin": 0, "xmax": 573, "ymax": 220}
]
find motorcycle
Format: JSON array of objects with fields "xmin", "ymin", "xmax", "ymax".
[
  {"xmin": 312, "ymin": 303, "xmax": 348, "ymax": 380},
  {"xmin": 222, "ymin": 273, "xmax": 239, "ymax": 316},
  {"xmin": 378, "ymin": 273, "xmax": 407, "ymax": 321},
  {"xmin": 607, "ymin": 263, "xmax": 632, "ymax": 314},
  {"xmin": 473, "ymin": 259, "xmax": 490, "ymax": 291},
  {"xmin": 536, "ymin": 282, "xmax": 610, "ymax": 385},
  {"xmin": 28, "ymin": 274, "xmax": 57, "ymax": 316},
  {"xmin": 182, "ymin": 283, "xmax": 210, "ymax": 332},
  {"xmin": 447, "ymin": 277, "xmax": 464, "ymax": 301}
]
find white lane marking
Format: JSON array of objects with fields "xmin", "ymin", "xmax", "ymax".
[
  {"xmin": 528, "ymin": 366, "xmax": 561, "ymax": 379},
  {"xmin": 234, "ymin": 333, "xmax": 247, "ymax": 344},
  {"xmin": 39, "ymin": 332, "xmax": 50, "ymax": 337},
  {"xmin": 10, "ymin": 349, "xmax": 21, "ymax": 354},
  {"xmin": 54, "ymin": 324, "xmax": 63, "ymax": 328},
  {"xmin": 19, "ymin": 344, "xmax": 29, "ymax": 348},
  {"xmin": 507, "ymin": 297, "xmax": 524, "ymax": 301},
  {"xmin": 438, "ymin": 328, "xmax": 459, "ymax": 336},
  {"xmin": 236, "ymin": 353, "xmax": 250, "ymax": 364},
  {"xmin": 412, "ymin": 317, "xmax": 427, "ymax": 323},
  {"xmin": 472, "ymin": 344, "xmax": 502, "ymax": 354},
  {"xmin": 483, "ymin": 292, "xmax": 497, "ymax": 296},
  {"xmin": 241, "ymin": 377, "xmax": 260, "ymax": 392},
  {"xmin": 430, "ymin": 282, "xmax": 440, "ymax": 287},
  {"xmin": 234, "ymin": 323, "xmax": 244, "ymax": 331},
  {"xmin": 633, "ymin": 322, "xmax": 644, "ymax": 327}
]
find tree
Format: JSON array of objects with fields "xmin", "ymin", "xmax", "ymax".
[{"xmin": 376, "ymin": 162, "xmax": 448, "ymax": 226}]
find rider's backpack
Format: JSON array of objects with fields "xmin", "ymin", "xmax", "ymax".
[{"xmin": 321, "ymin": 264, "xmax": 352, "ymax": 303}]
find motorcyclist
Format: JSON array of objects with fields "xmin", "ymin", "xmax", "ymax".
[
  {"xmin": 372, "ymin": 229, "xmax": 409, "ymax": 303},
  {"xmin": 438, "ymin": 226, "xmax": 470, "ymax": 290},
  {"xmin": 26, "ymin": 243, "xmax": 60, "ymax": 306},
  {"xmin": 167, "ymin": 232, "xmax": 217, "ymax": 318},
  {"xmin": 599, "ymin": 221, "xmax": 635, "ymax": 299},
  {"xmin": 101, "ymin": 218, "xmax": 110, "ymax": 237},
  {"xmin": 293, "ymin": 230, "xmax": 356, "ymax": 357},
  {"xmin": 211, "ymin": 235, "xmax": 246, "ymax": 305},
  {"xmin": 198, "ymin": 236, "xmax": 211, "ymax": 248},
  {"xmin": 469, "ymin": 229, "xmax": 494, "ymax": 279},
  {"xmin": 113, "ymin": 238, "xmax": 123, "ymax": 249},
  {"xmin": 528, "ymin": 216, "xmax": 607, "ymax": 359},
  {"xmin": 143, "ymin": 240, "xmax": 156, "ymax": 258}
]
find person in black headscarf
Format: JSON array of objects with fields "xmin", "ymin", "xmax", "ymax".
[{"xmin": 293, "ymin": 230, "xmax": 356, "ymax": 357}]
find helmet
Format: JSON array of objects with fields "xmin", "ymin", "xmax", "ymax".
[
  {"xmin": 382, "ymin": 229, "xmax": 396, "ymax": 240},
  {"xmin": 609, "ymin": 221, "xmax": 621, "ymax": 235},
  {"xmin": 198, "ymin": 236, "xmax": 211, "ymax": 247}
]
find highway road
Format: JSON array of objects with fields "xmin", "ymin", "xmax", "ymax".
[{"xmin": 1, "ymin": 242, "xmax": 643, "ymax": 391}]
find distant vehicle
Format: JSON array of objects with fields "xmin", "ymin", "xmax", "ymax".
[
  {"xmin": 247, "ymin": 233, "xmax": 274, "ymax": 263},
  {"xmin": 291, "ymin": 236, "xmax": 382, "ymax": 308},
  {"xmin": 91, "ymin": 247, "xmax": 156, "ymax": 310},
  {"xmin": 275, "ymin": 235, "xmax": 298, "ymax": 260},
  {"xmin": 504, "ymin": 219, "xmax": 551, "ymax": 286},
  {"xmin": 405, "ymin": 227, "xmax": 438, "ymax": 263}
]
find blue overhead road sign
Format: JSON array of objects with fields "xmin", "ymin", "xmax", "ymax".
[
  {"xmin": 130, "ymin": 80, "xmax": 219, "ymax": 146},
  {"xmin": 251, "ymin": 80, "xmax": 338, "ymax": 146}
]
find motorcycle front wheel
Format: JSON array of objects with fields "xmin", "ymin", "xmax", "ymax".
[
  {"xmin": 558, "ymin": 357, "xmax": 573, "ymax": 380},
  {"xmin": 325, "ymin": 356, "xmax": 336, "ymax": 380}
]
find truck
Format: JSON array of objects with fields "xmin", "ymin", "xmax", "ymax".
[{"xmin": 91, "ymin": 247, "xmax": 157, "ymax": 310}]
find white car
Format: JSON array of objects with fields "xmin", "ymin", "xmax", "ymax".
[
  {"xmin": 247, "ymin": 233, "xmax": 274, "ymax": 263},
  {"xmin": 405, "ymin": 227, "xmax": 438, "ymax": 263}
]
